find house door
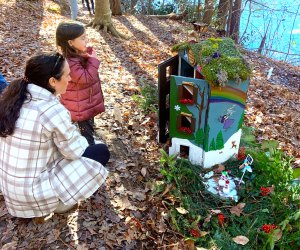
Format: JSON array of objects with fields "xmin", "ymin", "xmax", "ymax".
[{"xmin": 158, "ymin": 55, "xmax": 179, "ymax": 143}]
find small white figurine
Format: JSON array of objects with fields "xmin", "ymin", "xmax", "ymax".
[
  {"xmin": 223, "ymin": 180, "xmax": 230, "ymax": 194},
  {"xmin": 218, "ymin": 171, "xmax": 228, "ymax": 187}
]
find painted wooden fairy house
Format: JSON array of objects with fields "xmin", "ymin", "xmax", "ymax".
[{"xmin": 158, "ymin": 38, "xmax": 251, "ymax": 168}]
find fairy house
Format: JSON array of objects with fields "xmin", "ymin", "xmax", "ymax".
[{"xmin": 158, "ymin": 38, "xmax": 251, "ymax": 168}]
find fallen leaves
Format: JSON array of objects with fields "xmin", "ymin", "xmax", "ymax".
[
  {"xmin": 176, "ymin": 207, "xmax": 189, "ymax": 214},
  {"xmin": 230, "ymin": 203, "xmax": 246, "ymax": 217},
  {"xmin": 232, "ymin": 235, "xmax": 249, "ymax": 245}
]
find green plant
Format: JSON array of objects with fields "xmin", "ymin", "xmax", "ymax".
[
  {"xmin": 159, "ymin": 126, "xmax": 300, "ymax": 249},
  {"xmin": 132, "ymin": 82, "xmax": 158, "ymax": 114},
  {"xmin": 172, "ymin": 38, "xmax": 252, "ymax": 86}
]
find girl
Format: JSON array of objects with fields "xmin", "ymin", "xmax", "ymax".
[
  {"xmin": 0, "ymin": 52, "xmax": 109, "ymax": 218},
  {"xmin": 56, "ymin": 21, "xmax": 105, "ymax": 145}
]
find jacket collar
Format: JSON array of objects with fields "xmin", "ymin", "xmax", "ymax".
[{"xmin": 27, "ymin": 84, "xmax": 57, "ymax": 102}]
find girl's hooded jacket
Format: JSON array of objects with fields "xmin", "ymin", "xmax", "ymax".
[{"xmin": 60, "ymin": 56, "xmax": 105, "ymax": 121}]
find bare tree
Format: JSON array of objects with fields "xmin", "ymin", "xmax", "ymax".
[{"xmin": 285, "ymin": 4, "xmax": 300, "ymax": 60}]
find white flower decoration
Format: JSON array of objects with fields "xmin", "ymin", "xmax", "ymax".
[{"xmin": 174, "ymin": 105, "xmax": 180, "ymax": 111}]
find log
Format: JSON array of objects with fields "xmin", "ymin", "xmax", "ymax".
[{"xmin": 147, "ymin": 10, "xmax": 188, "ymax": 20}]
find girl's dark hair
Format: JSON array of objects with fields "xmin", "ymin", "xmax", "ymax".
[
  {"xmin": 0, "ymin": 52, "xmax": 65, "ymax": 137},
  {"xmin": 56, "ymin": 21, "xmax": 86, "ymax": 63}
]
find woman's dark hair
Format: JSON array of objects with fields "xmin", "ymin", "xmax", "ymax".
[
  {"xmin": 0, "ymin": 52, "xmax": 66, "ymax": 137},
  {"xmin": 56, "ymin": 21, "xmax": 86, "ymax": 61}
]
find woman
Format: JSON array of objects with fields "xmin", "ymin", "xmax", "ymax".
[{"xmin": 0, "ymin": 52, "xmax": 109, "ymax": 218}]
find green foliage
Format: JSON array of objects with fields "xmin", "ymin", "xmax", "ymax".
[
  {"xmin": 172, "ymin": 38, "xmax": 251, "ymax": 86},
  {"xmin": 293, "ymin": 168, "xmax": 300, "ymax": 179},
  {"xmin": 240, "ymin": 126, "xmax": 257, "ymax": 147},
  {"xmin": 159, "ymin": 126, "xmax": 300, "ymax": 249},
  {"xmin": 132, "ymin": 82, "xmax": 158, "ymax": 114}
]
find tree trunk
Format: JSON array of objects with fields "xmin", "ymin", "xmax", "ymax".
[
  {"xmin": 88, "ymin": 0, "xmax": 128, "ymax": 39},
  {"xmin": 202, "ymin": 0, "xmax": 214, "ymax": 25},
  {"xmin": 196, "ymin": 0, "xmax": 202, "ymax": 22},
  {"xmin": 216, "ymin": 0, "xmax": 230, "ymax": 31},
  {"xmin": 110, "ymin": 0, "xmax": 122, "ymax": 15},
  {"xmin": 226, "ymin": 0, "xmax": 233, "ymax": 36},
  {"xmin": 192, "ymin": 0, "xmax": 196, "ymax": 21},
  {"xmin": 147, "ymin": 0, "xmax": 152, "ymax": 15},
  {"xmin": 130, "ymin": 0, "xmax": 138, "ymax": 14},
  {"xmin": 147, "ymin": 10, "xmax": 188, "ymax": 20},
  {"xmin": 229, "ymin": 0, "xmax": 242, "ymax": 43}
]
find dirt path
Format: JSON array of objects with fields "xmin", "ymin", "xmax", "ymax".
[{"xmin": 0, "ymin": 1, "xmax": 299, "ymax": 249}]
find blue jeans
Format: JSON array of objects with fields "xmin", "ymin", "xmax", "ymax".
[{"xmin": 69, "ymin": 0, "xmax": 78, "ymax": 20}]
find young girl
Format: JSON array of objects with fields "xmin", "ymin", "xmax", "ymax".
[{"xmin": 56, "ymin": 21, "xmax": 104, "ymax": 145}]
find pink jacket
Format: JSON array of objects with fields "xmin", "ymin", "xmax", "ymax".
[{"xmin": 60, "ymin": 56, "xmax": 105, "ymax": 122}]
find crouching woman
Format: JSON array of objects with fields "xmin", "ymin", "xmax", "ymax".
[{"xmin": 0, "ymin": 52, "xmax": 109, "ymax": 218}]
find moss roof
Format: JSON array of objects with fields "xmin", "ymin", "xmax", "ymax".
[{"xmin": 172, "ymin": 38, "xmax": 251, "ymax": 86}]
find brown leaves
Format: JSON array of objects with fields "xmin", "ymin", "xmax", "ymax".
[
  {"xmin": 232, "ymin": 235, "xmax": 249, "ymax": 245},
  {"xmin": 230, "ymin": 203, "xmax": 246, "ymax": 217},
  {"xmin": 175, "ymin": 207, "xmax": 189, "ymax": 214}
]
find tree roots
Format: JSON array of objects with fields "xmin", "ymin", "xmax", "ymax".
[{"xmin": 87, "ymin": 20, "xmax": 129, "ymax": 40}]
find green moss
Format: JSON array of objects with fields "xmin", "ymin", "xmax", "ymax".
[{"xmin": 172, "ymin": 38, "xmax": 251, "ymax": 86}]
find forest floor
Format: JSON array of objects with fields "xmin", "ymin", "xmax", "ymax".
[{"xmin": 0, "ymin": 0, "xmax": 299, "ymax": 249}]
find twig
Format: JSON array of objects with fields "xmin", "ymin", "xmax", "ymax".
[
  {"xmin": 246, "ymin": 209, "xmax": 262, "ymax": 215},
  {"xmin": 58, "ymin": 237, "xmax": 75, "ymax": 250},
  {"xmin": 160, "ymin": 232, "xmax": 165, "ymax": 246},
  {"xmin": 157, "ymin": 242, "xmax": 179, "ymax": 249},
  {"xmin": 166, "ymin": 228, "xmax": 184, "ymax": 238}
]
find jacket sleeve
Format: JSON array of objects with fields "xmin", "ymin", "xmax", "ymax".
[
  {"xmin": 68, "ymin": 57, "xmax": 100, "ymax": 84},
  {"xmin": 41, "ymin": 102, "xmax": 89, "ymax": 160}
]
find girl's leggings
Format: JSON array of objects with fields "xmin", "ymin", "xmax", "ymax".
[
  {"xmin": 77, "ymin": 118, "xmax": 95, "ymax": 145},
  {"xmin": 83, "ymin": 143, "xmax": 110, "ymax": 166}
]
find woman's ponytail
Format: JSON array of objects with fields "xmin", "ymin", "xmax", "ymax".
[{"xmin": 0, "ymin": 78, "xmax": 31, "ymax": 137}]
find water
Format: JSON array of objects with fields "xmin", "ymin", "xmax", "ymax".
[
  {"xmin": 240, "ymin": 0, "xmax": 300, "ymax": 65},
  {"xmin": 152, "ymin": 0, "xmax": 300, "ymax": 65}
]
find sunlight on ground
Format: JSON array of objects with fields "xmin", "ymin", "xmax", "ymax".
[{"xmin": 67, "ymin": 211, "xmax": 80, "ymax": 244}]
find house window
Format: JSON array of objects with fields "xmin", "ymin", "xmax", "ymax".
[
  {"xmin": 180, "ymin": 145, "xmax": 190, "ymax": 159},
  {"xmin": 178, "ymin": 81, "xmax": 198, "ymax": 105},
  {"xmin": 177, "ymin": 112, "xmax": 196, "ymax": 134}
]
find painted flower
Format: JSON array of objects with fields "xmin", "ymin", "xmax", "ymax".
[
  {"xmin": 179, "ymin": 127, "xmax": 192, "ymax": 134},
  {"xmin": 178, "ymin": 99, "xmax": 193, "ymax": 104},
  {"xmin": 174, "ymin": 105, "xmax": 180, "ymax": 111}
]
